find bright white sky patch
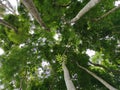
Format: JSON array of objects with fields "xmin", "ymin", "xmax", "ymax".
[
  {"xmin": 19, "ymin": 43, "xmax": 25, "ymax": 48},
  {"xmin": 54, "ymin": 33, "xmax": 61, "ymax": 41},
  {"xmin": 42, "ymin": 61, "xmax": 49, "ymax": 67},
  {"xmin": 86, "ymin": 49, "xmax": 95, "ymax": 57},
  {"xmin": 8, "ymin": 0, "xmax": 17, "ymax": 6},
  {"xmin": 115, "ymin": 1, "xmax": 120, "ymax": 6},
  {"xmin": 0, "ymin": 48, "xmax": 4, "ymax": 55},
  {"xmin": 77, "ymin": 0, "xmax": 83, "ymax": 3},
  {"xmin": 29, "ymin": 30, "xmax": 34, "ymax": 34},
  {"xmin": 0, "ymin": 85, "xmax": 4, "ymax": 89},
  {"xmin": 54, "ymin": 34, "xmax": 59, "ymax": 40},
  {"xmin": 8, "ymin": 0, "xmax": 19, "ymax": 14}
]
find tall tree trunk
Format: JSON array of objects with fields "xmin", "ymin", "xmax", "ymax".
[
  {"xmin": 70, "ymin": 0, "xmax": 101, "ymax": 23},
  {"xmin": 95, "ymin": 4, "xmax": 120, "ymax": 21},
  {"xmin": 21, "ymin": 0, "xmax": 50, "ymax": 31},
  {"xmin": 62, "ymin": 61, "xmax": 76, "ymax": 90},
  {"xmin": 0, "ymin": 19, "xmax": 18, "ymax": 33},
  {"xmin": 76, "ymin": 62, "xmax": 117, "ymax": 90}
]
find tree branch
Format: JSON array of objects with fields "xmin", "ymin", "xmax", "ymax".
[
  {"xmin": 89, "ymin": 61, "xmax": 108, "ymax": 70},
  {"xmin": 52, "ymin": 1, "xmax": 71, "ymax": 7},
  {"xmin": 21, "ymin": 0, "xmax": 50, "ymax": 31},
  {"xmin": 0, "ymin": 18, "xmax": 18, "ymax": 33},
  {"xmin": 0, "ymin": 0, "xmax": 16, "ymax": 15},
  {"xmin": 89, "ymin": 61, "xmax": 120, "ymax": 74},
  {"xmin": 70, "ymin": 0, "xmax": 101, "ymax": 23},
  {"xmin": 76, "ymin": 62, "xmax": 117, "ymax": 90},
  {"xmin": 95, "ymin": 4, "xmax": 120, "ymax": 21}
]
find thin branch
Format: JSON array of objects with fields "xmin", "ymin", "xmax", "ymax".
[
  {"xmin": 89, "ymin": 61, "xmax": 120, "ymax": 74},
  {"xmin": 53, "ymin": 1, "xmax": 72, "ymax": 7},
  {"xmin": 0, "ymin": 18, "xmax": 18, "ymax": 33},
  {"xmin": 0, "ymin": 0, "xmax": 16, "ymax": 15},
  {"xmin": 6, "ymin": 0, "xmax": 14, "ymax": 10},
  {"xmin": 76, "ymin": 62, "xmax": 117, "ymax": 90},
  {"xmin": 21, "ymin": 0, "xmax": 50, "ymax": 31},
  {"xmin": 70, "ymin": 0, "xmax": 101, "ymax": 23},
  {"xmin": 89, "ymin": 61, "xmax": 109, "ymax": 70},
  {"xmin": 95, "ymin": 4, "xmax": 120, "ymax": 21}
]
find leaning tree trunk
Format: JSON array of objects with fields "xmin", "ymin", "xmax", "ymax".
[
  {"xmin": 0, "ymin": 19, "xmax": 18, "ymax": 33},
  {"xmin": 70, "ymin": 0, "xmax": 101, "ymax": 23},
  {"xmin": 21, "ymin": 0, "xmax": 49, "ymax": 31},
  {"xmin": 77, "ymin": 62, "xmax": 117, "ymax": 90},
  {"xmin": 62, "ymin": 61, "xmax": 76, "ymax": 90}
]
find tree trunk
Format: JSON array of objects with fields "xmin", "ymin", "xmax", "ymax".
[
  {"xmin": 77, "ymin": 62, "xmax": 117, "ymax": 90},
  {"xmin": 70, "ymin": 0, "xmax": 101, "ymax": 23},
  {"xmin": 0, "ymin": 18, "xmax": 18, "ymax": 33},
  {"xmin": 62, "ymin": 61, "xmax": 76, "ymax": 90},
  {"xmin": 21, "ymin": 0, "xmax": 50, "ymax": 31}
]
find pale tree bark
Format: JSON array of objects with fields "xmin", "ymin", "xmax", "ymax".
[
  {"xmin": 76, "ymin": 62, "xmax": 117, "ymax": 90},
  {"xmin": 62, "ymin": 61, "xmax": 76, "ymax": 90},
  {"xmin": 0, "ymin": 18, "xmax": 18, "ymax": 33},
  {"xmin": 21, "ymin": 0, "xmax": 50, "ymax": 31},
  {"xmin": 95, "ymin": 4, "xmax": 120, "ymax": 21},
  {"xmin": 70, "ymin": 0, "xmax": 101, "ymax": 23},
  {"xmin": 0, "ymin": 0, "xmax": 16, "ymax": 15}
]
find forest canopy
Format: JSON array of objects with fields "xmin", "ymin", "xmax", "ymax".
[{"xmin": 0, "ymin": 0, "xmax": 120, "ymax": 90}]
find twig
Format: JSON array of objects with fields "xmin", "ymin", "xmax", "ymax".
[
  {"xmin": 95, "ymin": 4, "xmax": 120, "ymax": 21},
  {"xmin": 0, "ymin": 18, "xmax": 18, "ymax": 33},
  {"xmin": 53, "ymin": 1, "xmax": 71, "ymax": 7}
]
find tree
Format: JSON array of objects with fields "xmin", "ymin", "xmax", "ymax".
[
  {"xmin": 70, "ymin": 0, "xmax": 101, "ymax": 23},
  {"xmin": 0, "ymin": 0, "xmax": 120, "ymax": 90}
]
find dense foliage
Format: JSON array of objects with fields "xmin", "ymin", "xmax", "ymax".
[{"xmin": 0, "ymin": 0, "xmax": 120, "ymax": 90}]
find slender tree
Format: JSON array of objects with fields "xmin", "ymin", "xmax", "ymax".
[
  {"xmin": 21, "ymin": 0, "xmax": 50, "ymax": 31},
  {"xmin": 70, "ymin": 0, "xmax": 101, "ymax": 23},
  {"xmin": 62, "ymin": 60, "xmax": 76, "ymax": 90},
  {"xmin": 76, "ymin": 62, "xmax": 117, "ymax": 90},
  {"xmin": 0, "ymin": 0, "xmax": 120, "ymax": 89}
]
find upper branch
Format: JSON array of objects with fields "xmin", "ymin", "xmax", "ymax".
[
  {"xmin": 70, "ymin": 0, "xmax": 101, "ymax": 24},
  {"xmin": 95, "ymin": 4, "xmax": 120, "ymax": 21},
  {"xmin": 0, "ymin": 18, "xmax": 18, "ymax": 33},
  {"xmin": 21, "ymin": 0, "xmax": 50, "ymax": 31},
  {"xmin": 0, "ymin": 0, "xmax": 16, "ymax": 15}
]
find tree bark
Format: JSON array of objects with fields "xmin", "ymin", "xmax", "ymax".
[
  {"xmin": 76, "ymin": 62, "xmax": 117, "ymax": 90},
  {"xmin": 62, "ymin": 61, "xmax": 76, "ymax": 90},
  {"xmin": 70, "ymin": 0, "xmax": 101, "ymax": 23},
  {"xmin": 0, "ymin": 0, "xmax": 16, "ymax": 15},
  {"xmin": 21, "ymin": 0, "xmax": 50, "ymax": 31},
  {"xmin": 95, "ymin": 4, "xmax": 120, "ymax": 21},
  {"xmin": 0, "ymin": 18, "xmax": 18, "ymax": 33}
]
